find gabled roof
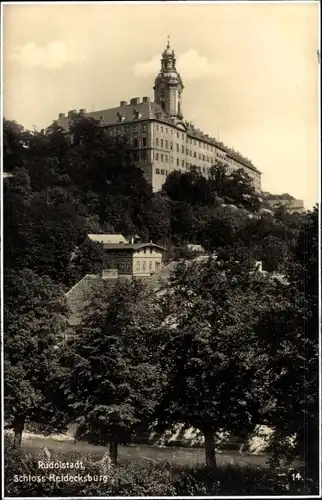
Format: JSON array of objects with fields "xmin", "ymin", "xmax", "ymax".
[
  {"xmin": 88, "ymin": 234, "xmax": 128, "ymax": 244},
  {"xmin": 100, "ymin": 242, "xmax": 166, "ymax": 251}
]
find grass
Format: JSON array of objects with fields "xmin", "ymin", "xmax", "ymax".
[{"xmin": 22, "ymin": 435, "xmax": 303, "ymax": 471}]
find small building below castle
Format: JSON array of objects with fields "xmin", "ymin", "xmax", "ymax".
[{"xmin": 88, "ymin": 234, "xmax": 166, "ymax": 277}]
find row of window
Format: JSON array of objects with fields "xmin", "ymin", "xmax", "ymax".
[
  {"xmin": 156, "ymin": 165, "xmax": 209, "ymax": 176},
  {"xmin": 155, "ymin": 153, "xmax": 184, "ymax": 167},
  {"xmin": 132, "ymin": 151, "xmax": 148, "ymax": 162},
  {"xmin": 108, "ymin": 124, "xmax": 147, "ymax": 136},
  {"xmin": 133, "ymin": 137, "xmax": 147, "ymax": 147},
  {"xmin": 154, "ymin": 151, "xmax": 215, "ymax": 166},
  {"xmin": 154, "ymin": 125, "xmax": 224, "ymax": 152},
  {"xmin": 155, "ymin": 124, "xmax": 185, "ymax": 140},
  {"xmin": 135, "ymin": 260, "xmax": 160, "ymax": 271}
]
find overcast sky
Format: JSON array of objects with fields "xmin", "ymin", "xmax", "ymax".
[{"xmin": 3, "ymin": 2, "xmax": 320, "ymax": 208}]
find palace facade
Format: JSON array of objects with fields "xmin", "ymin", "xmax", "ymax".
[{"xmin": 56, "ymin": 41, "xmax": 262, "ymax": 193}]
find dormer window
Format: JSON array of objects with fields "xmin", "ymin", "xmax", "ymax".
[
  {"xmin": 117, "ymin": 112, "xmax": 125, "ymax": 123},
  {"xmin": 133, "ymin": 109, "xmax": 142, "ymax": 120}
]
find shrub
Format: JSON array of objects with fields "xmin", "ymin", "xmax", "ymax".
[
  {"xmin": 4, "ymin": 435, "xmax": 175, "ymax": 497},
  {"xmin": 173, "ymin": 464, "xmax": 315, "ymax": 496}
]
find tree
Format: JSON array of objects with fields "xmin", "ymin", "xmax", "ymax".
[
  {"xmin": 4, "ymin": 269, "xmax": 70, "ymax": 446},
  {"xmin": 253, "ymin": 207, "xmax": 319, "ymax": 480},
  {"xmin": 3, "ymin": 119, "xmax": 31, "ymax": 173},
  {"xmin": 154, "ymin": 250, "xmax": 282, "ymax": 468},
  {"xmin": 66, "ymin": 238, "xmax": 105, "ymax": 286},
  {"xmin": 163, "ymin": 168, "xmax": 215, "ymax": 206},
  {"xmin": 208, "ymin": 164, "xmax": 261, "ymax": 213},
  {"xmin": 66, "ymin": 279, "xmax": 163, "ymax": 464}
]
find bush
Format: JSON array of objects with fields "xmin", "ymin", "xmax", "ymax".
[
  {"xmin": 4, "ymin": 435, "xmax": 175, "ymax": 496},
  {"xmin": 173, "ymin": 464, "xmax": 316, "ymax": 496},
  {"xmin": 5, "ymin": 435, "xmax": 317, "ymax": 496}
]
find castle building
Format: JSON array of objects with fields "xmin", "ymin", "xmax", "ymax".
[{"xmin": 56, "ymin": 40, "xmax": 262, "ymax": 193}]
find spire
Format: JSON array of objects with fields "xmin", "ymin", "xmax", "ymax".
[{"xmin": 166, "ymin": 33, "xmax": 171, "ymax": 51}]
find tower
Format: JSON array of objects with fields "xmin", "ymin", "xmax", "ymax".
[{"xmin": 153, "ymin": 37, "xmax": 184, "ymax": 120}]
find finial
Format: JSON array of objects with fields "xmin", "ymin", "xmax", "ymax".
[{"xmin": 167, "ymin": 34, "xmax": 171, "ymax": 50}]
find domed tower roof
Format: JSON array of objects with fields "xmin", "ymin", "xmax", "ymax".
[
  {"xmin": 154, "ymin": 36, "xmax": 184, "ymax": 90},
  {"xmin": 153, "ymin": 36, "xmax": 184, "ymax": 120}
]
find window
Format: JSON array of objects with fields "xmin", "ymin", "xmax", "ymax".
[
  {"xmin": 143, "ymin": 125, "xmax": 147, "ymax": 132},
  {"xmin": 149, "ymin": 261, "xmax": 153, "ymax": 271},
  {"xmin": 170, "ymin": 142, "xmax": 173, "ymax": 150},
  {"xmin": 156, "ymin": 138, "xmax": 159, "ymax": 146},
  {"xmin": 143, "ymin": 261, "xmax": 146, "ymax": 271},
  {"xmin": 202, "ymin": 155, "xmax": 205, "ymax": 161},
  {"xmin": 156, "ymin": 168, "xmax": 160, "ymax": 174},
  {"xmin": 161, "ymin": 139, "xmax": 164, "ymax": 147},
  {"xmin": 156, "ymin": 125, "xmax": 159, "ymax": 131},
  {"xmin": 133, "ymin": 138, "xmax": 138, "ymax": 147},
  {"xmin": 182, "ymin": 145, "xmax": 184, "ymax": 154},
  {"xmin": 177, "ymin": 158, "xmax": 179, "ymax": 166},
  {"xmin": 171, "ymin": 156, "xmax": 174, "ymax": 163},
  {"xmin": 136, "ymin": 261, "xmax": 140, "ymax": 271},
  {"xmin": 171, "ymin": 130, "xmax": 173, "ymax": 136},
  {"xmin": 203, "ymin": 167, "xmax": 205, "ymax": 173},
  {"xmin": 166, "ymin": 128, "xmax": 168, "ymax": 134},
  {"xmin": 176, "ymin": 144, "xmax": 179, "ymax": 152},
  {"xmin": 133, "ymin": 126, "xmax": 138, "ymax": 133},
  {"xmin": 182, "ymin": 133, "xmax": 184, "ymax": 140},
  {"xmin": 161, "ymin": 126, "xmax": 163, "ymax": 132},
  {"xmin": 182, "ymin": 160, "xmax": 185, "ymax": 167},
  {"xmin": 177, "ymin": 132, "xmax": 179, "ymax": 138},
  {"xmin": 142, "ymin": 151, "xmax": 147, "ymax": 162},
  {"xmin": 165, "ymin": 155, "xmax": 168, "ymax": 162},
  {"xmin": 142, "ymin": 137, "xmax": 147, "ymax": 147},
  {"xmin": 198, "ymin": 153, "xmax": 201, "ymax": 160},
  {"xmin": 165, "ymin": 140, "xmax": 168, "ymax": 148},
  {"xmin": 161, "ymin": 169, "xmax": 165, "ymax": 175},
  {"xmin": 161, "ymin": 154, "xmax": 164, "ymax": 162},
  {"xmin": 194, "ymin": 140, "xmax": 196, "ymax": 145},
  {"xmin": 155, "ymin": 153, "xmax": 159, "ymax": 161},
  {"xmin": 194, "ymin": 152, "xmax": 197, "ymax": 158}
]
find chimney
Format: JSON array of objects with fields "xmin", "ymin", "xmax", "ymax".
[
  {"xmin": 130, "ymin": 97, "xmax": 140, "ymax": 105},
  {"xmin": 79, "ymin": 108, "xmax": 86, "ymax": 115},
  {"xmin": 142, "ymin": 96, "xmax": 150, "ymax": 103},
  {"xmin": 102, "ymin": 268, "xmax": 118, "ymax": 280},
  {"xmin": 67, "ymin": 109, "xmax": 77, "ymax": 118},
  {"xmin": 58, "ymin": 113, "xmax": 65, "ymax": 119},
  {"xmin": 120, "ymin": 101, "xmax": 127, "ymax": 107}
]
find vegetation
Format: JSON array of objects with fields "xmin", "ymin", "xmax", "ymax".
[
  {"xmin": 64, "ymin": 279, "xmax": 164, "ymax": 465},
  {"xmin": 5, "ymin": 434, "xmax": 316, "ymax": 497},
  {"xmin": 3, "ymin": 115, "xmax": 318, "ymax": 494}
]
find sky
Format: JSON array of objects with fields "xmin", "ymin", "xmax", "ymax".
[{"xmin": 2, "ymin": 1, "xmax": 320, "ymax": 208}]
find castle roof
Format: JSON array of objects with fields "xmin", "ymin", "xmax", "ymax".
[{"xmin": 56, "ymin": 100, "xmax": 169, "ymax": 130}]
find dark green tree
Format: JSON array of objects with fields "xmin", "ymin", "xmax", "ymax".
[
  {"xmin": 154, "ymin": 250, "xmax": 282, "ymax": 468},
  {"xmin": 4, "ymin": 269, "xmax": 70, "ymax": 446},
  {"xmin": 66, "ymin": 279, "xmax": 163, "ymax": 464},
  {"xmin": 254, "ymin": 207, "xmax": 319, "ymax": 481}
]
